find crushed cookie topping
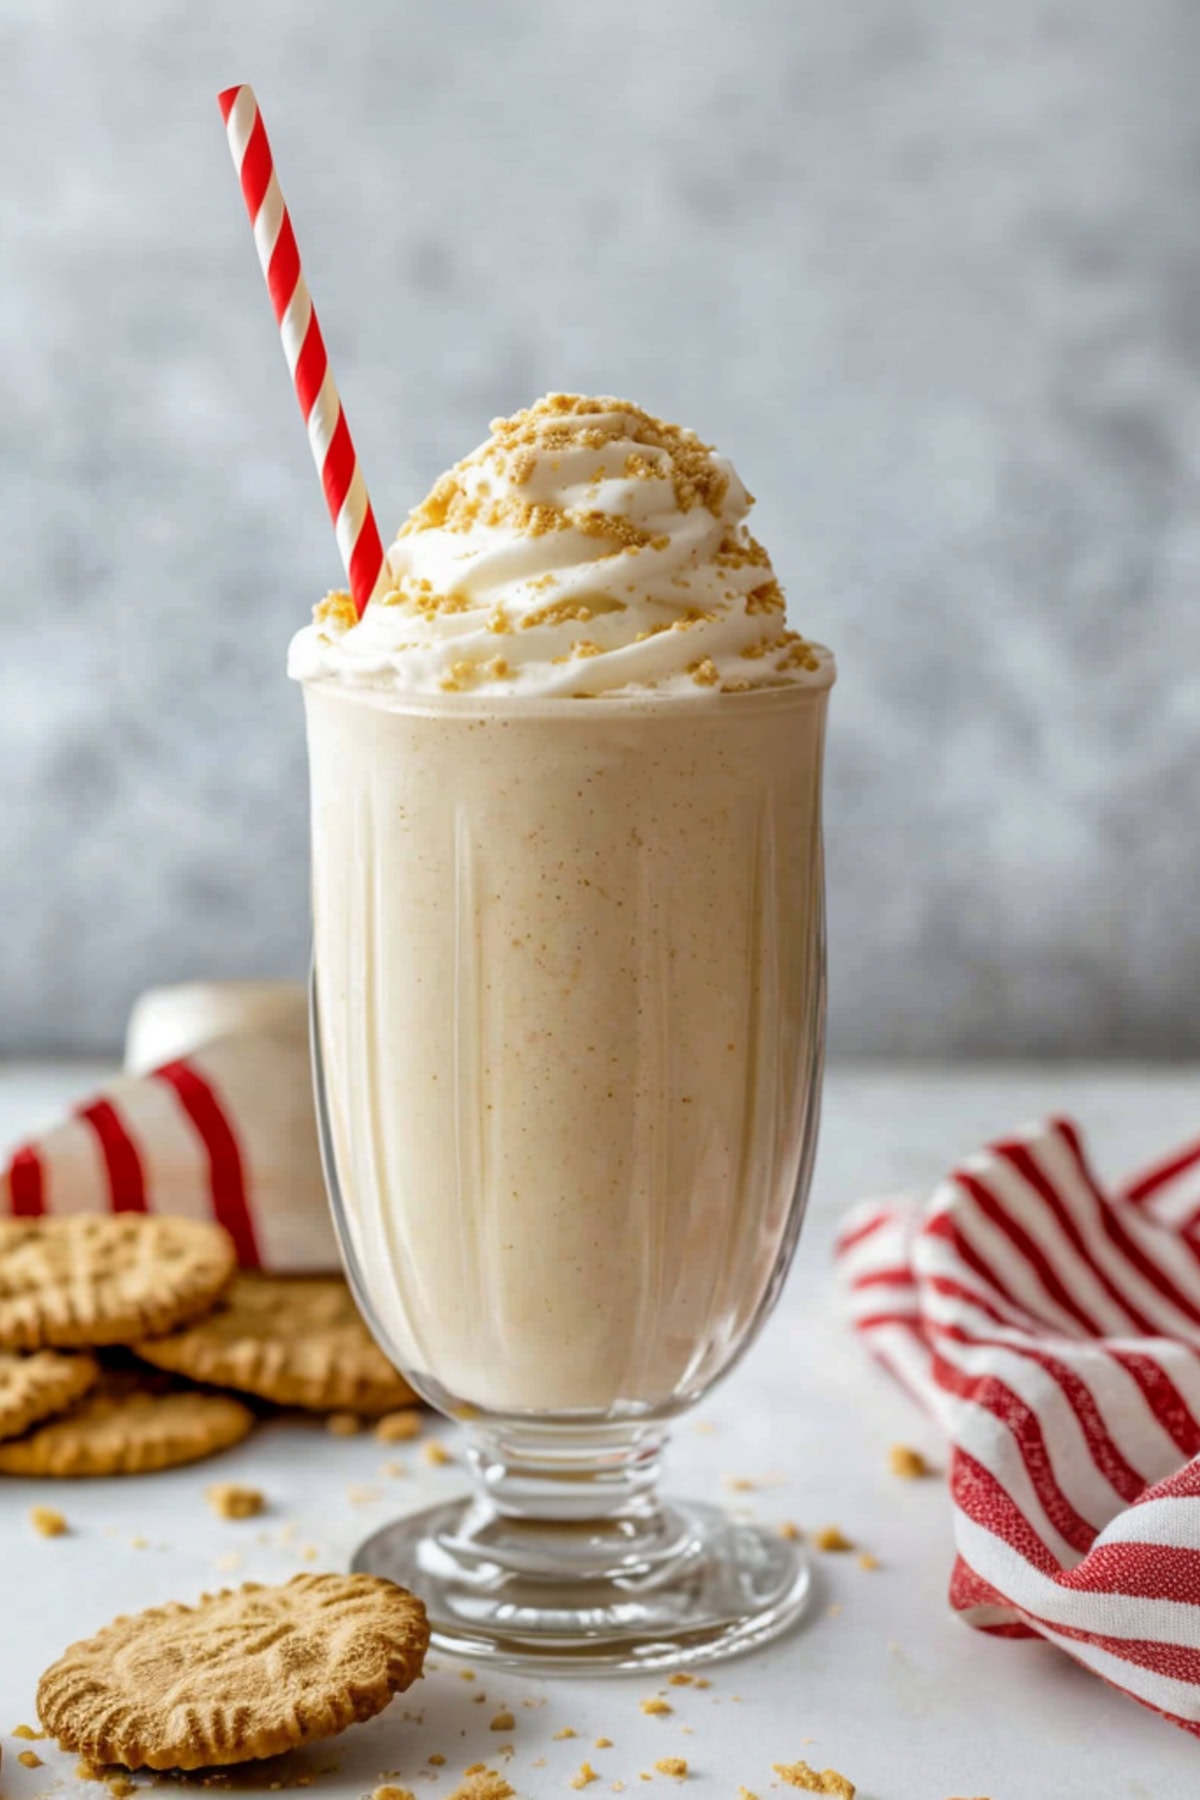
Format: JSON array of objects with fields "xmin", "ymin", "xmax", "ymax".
[
  {"xmin": 294, "ymin": 393, "xmax": 832, "ymax": 696},
  {"xmin": 312, "ymin": 589, "xmax": 358, "ymax": 630}
]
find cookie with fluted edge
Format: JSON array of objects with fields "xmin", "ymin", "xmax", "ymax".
[
  {"xmin": 37, "ymin": 1571, "xmax": 429, "ymax": 1769},
  {"xmin": 133, "ymin": 1273, "xmax": 416, "ymax": 1414},
  {"xmin": 0, "ymin": 1349, "xmax": 99, "ymax": 1441},
  {"xmin": 0, "ymin": 1370, "xmax": 254, "ymax": 1476},
  {"xmin": 0, "ymin": 1215, "xmax": 236, "ymax": 1351}
]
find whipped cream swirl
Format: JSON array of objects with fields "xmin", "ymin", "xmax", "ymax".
[{"xmin": 288, "ymin": 394, "xmax": 833, "ymax": 698}]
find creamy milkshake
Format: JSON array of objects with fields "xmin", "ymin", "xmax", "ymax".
[{"xmin": 293, "ymin": 394, "xmax": 834, "ymax": 1666}]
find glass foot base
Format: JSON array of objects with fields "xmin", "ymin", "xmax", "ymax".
[{"xmin": 351, "ymin": 1495, "xmax": 812, "ymax": 1676}]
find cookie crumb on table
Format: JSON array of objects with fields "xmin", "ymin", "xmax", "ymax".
[
  {"xmin": 373, "ymin": 1788, "xmax": 416, "ymax": 1800},
  {"xmin": 445, "ymin": 1771, "xmax": 515, "ymax": 1800},
  {"xmin": 12, "ymin": 1724, "xmax": 44, "ymax": 1739},
  {"xmin": 778, "ymin": 1521, "xmax": 802, "ymax": 1541},
  {"xmin": 667, "ymin": 1673, "xmax": 693, "ymax": 1686},
  {"xmin": 858, "ymin": 1551, "xmax": 880, "ymax": 1571},
  {"xmin": 594, "ymin": 1736, "xmax": 613, "ymax": 1748},
  {"xmin": 571, "ymin": 1764, "xmax": 599, "ymax": 1789},
  {"xmin": 206, "ymin": 1483, "xmax": 264, "ymax": 1520},
  {"xmin": 889, "ymin": 1444, "xmax": 932, "ymax": 1480},
  {"xmin": 654, "ymin": 1759, "xmax": 688, "ymax": 1779},
  {"xmin": 813, "ymin": 1526, "xmax": 854, "ymax": 1553},
  {"xmin": 29, "ymin": 1505, "xmax": 68, "ymax": 1536},
  {"xmin": 552, "ymin": 1727, "xmax": 577, "ymax": 1740},
  {"xmin": 489, "ymin": 1712, "xmax": 514, "ymax": 1732},
  {"xmin": 423, "ymin": 1440, "xmax": 454, "ymax": 1466},
  {"xmin": 375, "ymin": 1409, "xmax": 424, "ymax": 1443},
  {"xmin": 639, "ymin": 1698, "xmax": 672, "ymax": 1716},
  {"xmin": 326, "ymin": 1411, "xmax": 362, "ymax": 1437},
  {"xmin": 773, "ymin": 1761, "xmax": 855, "ymax": 1798},
  {"xmin": 17, "ymin": 1751, "xmax": 43, "ymax": 1769}
]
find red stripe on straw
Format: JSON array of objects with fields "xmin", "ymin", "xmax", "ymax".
[
  {"xmin": 267, "ymin": 215, "xmax": 302, "ymax": 324},
  {"xmin": 294, "ymin": 314, "xmax": 327, "ymax": 418},
  {"xmin": 76, "ymin": 1098, "xmax": 147, "ymax": 1213},
  {"xmin": 239, "ymin": 113, "xmax": 275, "ymax": 225},
  {"xmin": 7, "ymin": 1145, "xmax": 45, "ymax": 1217},
  {"xmin": 155, "ymin": 1061, "xmax": 261, "ymax": 1267},
  {"xmin": 217, "ymin": 83, "xmax": 386, "ymax": 617}
]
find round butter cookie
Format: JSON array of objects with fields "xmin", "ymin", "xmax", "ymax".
[
  {"xmin": 0, "ymin": 1215, "xmax": 236, "ymax": 1351},
  {"xmin": 37, "ymin": 1572, "xmax": 429, "ymax": 1769},
  {"xmin": 134, "ymin": 1273, "xmax": 416, "ymax": 1414}
]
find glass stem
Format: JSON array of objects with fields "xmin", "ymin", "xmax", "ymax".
[{"xmin": 464, "ymin": 1420, "xmax": 669, "ymax": 1526}]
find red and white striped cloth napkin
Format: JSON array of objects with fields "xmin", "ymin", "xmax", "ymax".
[
  {"xmin": 1, "ymin": 985, "xmax": 337, "ymax": 1271},
  {"xmin": 837, "ymin": 1115, "xmax": 1200, "ymax": 1737}
]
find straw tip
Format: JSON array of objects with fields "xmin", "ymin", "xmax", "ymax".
[{"xmin": 217, "ymin": 84, "xmax": 250, "ymax": 121}]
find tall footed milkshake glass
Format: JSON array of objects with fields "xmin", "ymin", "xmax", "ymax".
[
  {"xmin": 304, "ymin": 677, "xmax": 832, "ymax": 1673},
  {"xmin": 291, "ymin": 390, "xmax": 836, "ymax": 1671}
]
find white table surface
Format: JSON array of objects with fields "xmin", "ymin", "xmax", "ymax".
[{"xmin": 2, "ymin": 1061, "xmax": 1198, "ymax": 1800}]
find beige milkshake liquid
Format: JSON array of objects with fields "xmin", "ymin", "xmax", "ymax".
[
  {"xmin": 293, "ymin": 394, "xmax": 835, "ymax": 1417},
  {"xmin": 307, "ymin": 682, "xmax": 828, "ymax": 1414}
]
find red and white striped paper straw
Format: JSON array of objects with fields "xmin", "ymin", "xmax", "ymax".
[{"xmin": 218, "ymin": 84, "xmax": 387, "ymax": 617}]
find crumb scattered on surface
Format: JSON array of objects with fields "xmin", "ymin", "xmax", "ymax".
[
  {"xmin": 594, "ymin": 1737, "xmax": 613, "ymax": 1748},
  {"xmin": 326, "ymin": 1411, "xmax": 362, "ymax": 1437},
  {"xmin": 376, "ymin": 1409, "xmax": 424, "ymax": 1443},
  {"xmin": 29, "ymin": 1505, "xmax": 67, "ymax": 1537},
  {"xmin": 215, "ymin": 1551, "xmax": 241, "ymax": 1573},
  {"xmin": 459, "ymin": 1670, "xmax": 476, "ymax": 1681},
  {"xmin": 725, "ymin": 1476, "xmax": 756, "ymax": 1492},
  {"xmin": 738, "ymin": 1790, "xmax": 759, "ymax": 1800},
  {"xmin": 889, "ymin": 1444, "xmax": 933, "ymax": 1480},
  {"xmin": 76, "ymin": 1759, "xmax": 103, "ymax": 1780},
  {"xmin": 206, "ymin": 1482, "xmax": 264, "ymax": 1520},
  {"xmin": 552, "ymin": 1728, "xmax": 577, "ymax": 1740},
  {"xmin": 423, "ymin": 1440, "xmax": 454, "ymax": 1466},
  {"xmin": 299, "ymin": 1542, "xmax": 319, "ymax": 1561},
  {"xmin": 858, "ymin": 1551, "xmax": 880, "ymax": 1571},
  {"xmin": 373, "ymin": 1789, "xmax": 415, "ymax": 1800},
  {"xmin": 489, "ymin": 1712, "xmax": 514, "ymax": 1732},
  {"xmin": 640, "ymin": 1698, "xmax": 672, "ymax": 1717},
  {"xmin": 693, "ymin": 1679, "xmax": 710, "ymax": 1689},
  {"xmin": 814, "ymin": 1526, "xmax": 855, "ymax": 1553},
  {"xmin": 653, "ymin": 1760, "xmax": 687, "ymax": 1780},
  {"xmin": 778, "ymin": 1520, "xmax": 802, "ymax": 1541},
  {"xmin": 667, "ymin": 1673, "xmax": 693, "ymax": 1686},
  {"xmin": 445, "ymin": 1771, "xmax": 515, "ymax": 1800},
  {"xmin": 17, "ymin": 1751, "xmax": 43, "ymax": 1769},
  {"xmin": 773, "ymin": 1762, "xmax": 855, "ymax": 1799},
  {"xmin": 571, "ymin": 1764, "xmax": 599, "ymax": 1789},
  {"xmin": 107, "ymin": 1779, "xmax": 136, "ymax": 1798},
  {"xmin": 12, "ymin": 1725, "xmax": 44, "ymax": 1740},
  {"xmin": 429, "ymin": 1755, "xmax": 446, "ymax": 1766}
]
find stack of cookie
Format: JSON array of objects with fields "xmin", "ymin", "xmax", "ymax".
[{"xmin": 0, "ymin": 1215, "xmax": 416, "ymax": 1476}]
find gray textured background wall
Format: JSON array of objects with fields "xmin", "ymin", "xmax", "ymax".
[{"xmin": 3, "ymin": 0, "xmax": 1199, "ymax": 1058}]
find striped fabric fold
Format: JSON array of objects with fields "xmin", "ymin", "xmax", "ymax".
[
  {"xmin": 0, "ymin": 1032, "xmax": 337, "ymax": 1273},
  {"xmin": 836, "ymin": 1116, "xmax": 1200, "ymax": 1736}
]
